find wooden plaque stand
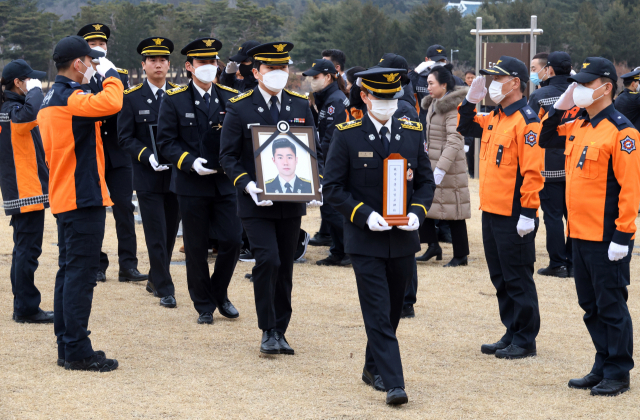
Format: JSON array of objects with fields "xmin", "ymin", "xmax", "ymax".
[{"xmin": 383, "ymin": 153, "xmax": 409, "ymax": 226}]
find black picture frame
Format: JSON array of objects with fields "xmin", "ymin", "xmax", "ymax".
[{"xmin": 148, "ymin": 124, "xmax": 172, "ymax": 166}]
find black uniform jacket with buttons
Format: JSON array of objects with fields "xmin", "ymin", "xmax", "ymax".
[
  {"xmin": 323, "ymin": 116, "xmax": 436, "ymax": 259},
  {"xmin": 83, "ymin": 70, "xmax": 130, "ymax": 168},
  {"xmin": 265, "ymin": 175, "xmax": 312, "ymax": 194},
  {"xmin": 219, "ymin": 88, "xmax": 321, "ymax": 219},
  {"xmin": 156, "ymin": 81, "xmax": 239, "ymax": 197},
  {"xmin": 395, "ymin": 81, "xmax": 419, "ymax": 121},
  {"xmin": 614, "ymin": 88, "xmax": 640, "ymax": 131},
  {"xmin": 117, "ymin": 80, "xmax": 180, "ymax": 193},
  {"xmin": 314, "ymin": 81, "xmax": 348, "ymax": 161}
]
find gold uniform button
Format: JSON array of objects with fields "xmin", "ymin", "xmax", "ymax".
[
  {"xmin": 408, "ymin": 163, "xmax": 411, "ymax": 167},
  {"xmin": 364, "ymin": 164, "xmax": 368, "ymax": 167}
]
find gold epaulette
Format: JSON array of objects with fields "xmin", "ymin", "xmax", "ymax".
[
  {"xmin": 229, "ymin": 90, "xmax": 253, "ymax": 103},
  {"xmin": 336, "ymin": 119, "xmax": 362, "ymax": 131},
  {"xmin": 124, "ymin": 83, "xmax": 143, "ymax": 95},
  {"xmin": 167, "ymin": 85, "xmax": 188, "ymax": 96},
  {"xmin": 168, "ymin": 81, "xmax": 181, "ymax": 89},
  {"xmin": 299, "ymin": 177, "xmax": 311, "ymax": 182},
  {"xmin": 116, "ymin": 68, "xmax": 128, "ymax": 75},
  {"xmin": 400, "ymin": 119, "xmax": 423, "ymax": 131},
  {"xmin": 285, "ymin": 89, "xmax": 308, "ymax": 100},
  {"xmin": 216, "ymin": 83, "xmax": 239, "ymax": 94},
  {"xmin": 265, "ymin": 177, "xmax": 275, "ymax": 183}
]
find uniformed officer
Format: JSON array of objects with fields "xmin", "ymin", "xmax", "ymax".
[
  {"xmin": 117, "ymin": 37, "xmax": 182, "ymax": 308},
  {"xmin": 457, "ymin": 56, "xmax": 545, "ymax": 359},
  {"xmin": 540, "ymin": 57, "xmax": 640, "ymax": 397},
  {"xmin": 264, "ymin": 138, "xmax": 313, "ymax": 193},
  {"xmin": 614, "ymin": 67, "xmax": 640, "ymax": 130},
  {"xmin": 77, "ymin": 23, "xmax": 146, "ymax": 283},
  {"xmin": 323, "ymin": 67, "xmax": 434, "ymax": 405},
  {"xmin": 156, "ymin": 38, "xmax": 243, "ymax": 324},
  {"xmin": 219, "ymin": 41, "xmax": 320, "ymax": 355},
  {"xmin": 221, "ymin": 40, "xmax": 260, "ymax": 93}
]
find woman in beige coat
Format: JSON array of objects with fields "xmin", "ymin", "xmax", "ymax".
[{"xmin": 416, "ymin": 64, "xmax": 471, "ymax": 267}]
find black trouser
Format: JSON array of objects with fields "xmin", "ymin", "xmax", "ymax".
[
  {"xmin": 100, "ymin": 163, "xmax": 137, "ymax": 273},
  {"xmin": 318, "ymin": 219, "xmax": 330, "ymax": 236},
  {"xmin": 242, "ymin": 216, "xmax": 301, "ymax": 333},
  {"xmin": 465, "ymin": 137, "xmax": 475, "ymax": 178},
  {"xmin": 10, "ymin": 210, "xmax": 44, "ymax": 317},
  {"xmin": 137, "ymin": 190, "xmax": 181, "ymax": 298},
  {"xmin": 482, "ymin": 211, "xmax": 540, "ymax": 349},
  {"xmin": 539, "ymin": 181, "xmax": 572, "ymax": 270},
  {"xmin": 177, "ymin": 194, "xmax": 242, "ymax": 314},
  {"xmin": 420, "ymin": 218, "xmax": 470, "ymax": 258},
  {"xmin": 573, "ymin": 239, "xmax": 633, "ymax": 380},
  {"xmin": 351, "ymin": 253, "xmax": 413, "ymax": 390},
  {"xmin": 403, "ymin": 259, "xmax": 418, "ymax": 306},
  {"xmin": 320, "ymin": 203, "xmax": 344, "ymax": 258},
  {"xmin": 54, "ymin": 206, "xmax": 105, "ymax": 362}
]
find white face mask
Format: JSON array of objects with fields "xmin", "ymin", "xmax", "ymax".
[
  {"xmin": 91, "ymin": 46, "xmax": 106, "ymax": 64},
  {"xmin": 310, "ymin": 75, "xmax": 329, "ymax": 93},
  {"xmin": 260, "ymin": 69, "xmax": 289, "ymax": 92},
  {"xmin": 573, "ymin": 83, "xmax": 608, "ymax": 108},
  {"xmin": 368, "ymin": 98, "xmax": 398, "ymax": 120},
  {"xmin": 488, "ymin": 78, "xmax": 514, "ymax": 104},
  {"xmin": 78, "ymin": 59, "xmax": 95, "ymax": 84},
  {"xmin": 635, "ymin": 83, "xmax": 640, "ymax": 93},
  {"xmin": 194, "ymin": 64, "xmax": 218, "ymax": 84}
]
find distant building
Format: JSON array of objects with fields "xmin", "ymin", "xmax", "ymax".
[{"xmin": 445, "ymin": 1, "xmax": 483, "ymax": 16}]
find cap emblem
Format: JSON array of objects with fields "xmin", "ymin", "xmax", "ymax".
[
  {"xmin": 437, "ymin": 49, "xmax": 443, "ymax": 53},
  {"xmin": 152, "ymin": 38, "xmax": 163, "ymax": 45},
  {"xmin": 238, "ymin": 47, "xmax": 242, "ymax": 51},
  {"xmin": 583, "ymin": 63, "xmax": 590, "ymax": 69},
  {"xmin": 92, "ymin": 24, "xmax": 103, "ymax": 31},
  {"xmin": 496, "ymin": 60, "xmax": 502, "ymax": 65},
  {"xmin": 203, "ymin": 39, "xmax": 215, "ymax": 47},
  {"xmin": 383, "ymin": 73, "xmax": 398, "ymax": 82},
  {"xmin": 274, "ymin": 44, "xmax": 287, "ymax": 52},
  {"xmin": 312, "ymin": 63, "xmax": 316, "ymax": 67}
]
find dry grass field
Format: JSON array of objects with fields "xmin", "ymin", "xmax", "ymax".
[{"xmin": 0, "ymin": 178, "xmax": 638, "ymax": 419}]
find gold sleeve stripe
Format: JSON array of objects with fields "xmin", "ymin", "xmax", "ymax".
[
  {"xmin": 234, "ymin": 172, "xmax": 248, "ymax": 186},
  {"xmin": 319, "ymin": 174, "xmax": 323, "ymax": 179},
  {"xmin": 411, "ymin": 203, "xmax": 427, "ymax": 216},
  {"xmin": 177, "ymin": 152, "xmax": 189, "ymax": 170},
  {"xmin": 351, "ymin": 202, "xmax": 364, "ymax": 223},
  {"xmin": 138, "ymin": 147, "xmax": 147, "ymax": 161}
]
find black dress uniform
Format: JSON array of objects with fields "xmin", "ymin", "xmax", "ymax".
[
  {"xmin": 117, "ymin": 37, "xmax": 181, "ymax": 304},
  {"xmin": 77, "ymin": 23, "xmax": 143, "ymax": 282},
  {"xmin": 220, "ymin": 42, "xmax": 318, "ymax": 354},
  {"xmin": 156, "ymin": 38, "xmax": 243, "ymax": 321},
  {"xmin": 220, "ymin": 40, "xmax": 260, "ymax": 93},
  {"xmin": 265, "ymin": 175, "xmax": 312, "ymax": 193},
  {"xmin": 614, "ymin": 68, "xmax": 640, "ymax": 130},
  {"xmin": 324, "ymin": 68, "xmax": 435, "ymax": 404}
]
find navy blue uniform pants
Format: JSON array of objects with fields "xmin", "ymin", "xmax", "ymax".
[
  {"xmin": 10, "ymin": 210, "xmax": 44, "ymax": 317},
  {"xmin": 320, "ymin": 203, "xmax": 344, "ymax": 258},
  {"xmin": 54, "ymin": 206, "xmax": 105, "ymax": 362},
  {"xmin": 482, "ymin": 211, "xmax": 540, "ymax": 349},
  {"xmin": 403, "ymin": 259, "xmax": 418, "ymax": 306},
  {"xmin": 539, "ymin": 181, "xmax": 572, "ymax": 269},
  {"xmin": 573, "ymin": 238, "xmax": 634, "ymax": 379}
]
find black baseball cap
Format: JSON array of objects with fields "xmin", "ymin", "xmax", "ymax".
[
  {"xmin": 375, "ymin": 53, "xmax": 409, "ymax": 71},
  {"xmin": 547, "ymin": 51, "xmax": 571, "ymax": 71},
  {"xmin": 2, "ymin": 59, "xmax": 46, "ymax": 82},
  {"xmin": 480, "ymin": 55, "xmax": 529, "ymax": 83},
  {"xmin": 53, "ymin": 35, "xmax": 105, "ymax": 64},
  {"xmin": 426, "ymin": 45, "xmax": 447, "ymax": 62},
  {"xmin": 621, "ymin": 67, "xmax": 640, "ymax": 81},
  {"xmin": 570, "ymin": 57, "xmax": 617, "ymax": 83},
  {"xmin": 302, "ymin": 59, "xmax": 337, "ymax": 76},
  {"xmin": 229, "ymin": 40, "xmax": 260, "ymax": 63}
]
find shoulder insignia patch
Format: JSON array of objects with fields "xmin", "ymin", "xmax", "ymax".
[
  {"xmin": 609, "ymin": 111, "xmax": 634, "ymax": 130},
  {"xmin": 400, "ymin": 120, "xmax": 423, "ymax": 131},
  {"xmin": 336, "ymin": 119, "xmax": 362, "ymax": 131},
  {"xmin": 524, "ymin": 130, "xmax": 538, "ymax": 147},
  {"xmin": 284, "ymin": 89, "xmax": 308, "ymax": 100},
  {"xmin": 216, "ymin": 83, "xmax": 239, "ymax": 94},
  {"xmin": 620, "ymin": 136, "xmax": 636, "ymax": 154},
  {"xmin": 116, "ymin": 68, "xmax": 128, "ymax": 75},
  {"xmin": 520, "ymin": 106, "xmax": 540, "ymax": 124},
  {"xmin": 229, "ymin": 90, "xmax": 254, "ymax": 103},
  {"xmin": 265, "ymin": 177, "xmax": 276, "ymax": 183},
  {"xmin": 166, "ymin": 85, "xmax": 188, "ymax": 96},
  {"xmin": 168, "ymin": 81, "xmax": 181, "ymax": 89},
  {"xmin": 343, "ymin": 98, "xmax": 350, "ymax": 107},
  {"xmin": 123, "ymin": 83, "xmax": 143, "ymax": 95},
  {"xmin": 299, "ymin": 177, "xmax": 311, "ymax": 182}
]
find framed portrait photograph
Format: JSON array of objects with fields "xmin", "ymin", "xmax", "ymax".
[
  {"xmin": 149, "ymin": 124, "xmax": 172, "ymax": 166},
  {"xmin": 251, "ymin": 123, "xmax": 322, "ymax": 203}
]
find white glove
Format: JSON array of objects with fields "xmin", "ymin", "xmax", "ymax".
[
  {"xmin": 26, "ymin": 79, "xmax": 42, "ymax": 91},
  {"xmin": 464, "ymin": 145, "xmax": 470, "ymax": 153},
  {"xmin": 192, "ymin": 158, "xmax": 216, "ymax": 175},
  {"xmin": 434, "ymin": 167, "xmax": 446, "ymax": 186},
  {"xmin": 366, "ymin": 211, "xmax": 391, "ymax": 232},
  {"xmin": 226, "ymin": 61, "xmax": 239, "ymax": 74},
  {"xmin": 96, "ymin": 56, "xmax": 117, "ymax": 78},
  {"xmin": 554, "ymin": 82, "xmax": 577, "ymax": 110},
  {"xmin": 307, "ymin": 185, "xmax": 323, "ymax": 207},
  {"xmin": 149, "ymin": 154, "xmax": 169, "ymax": 172},
  {"xmin": 516, "ymin": 215, "xmax": 535, "ymax": 237},
  {"xmin": 466, "ymin": 76, "xmax": 487, "ymax": 104},
  {"xmin": 245, "ymin": 181, "xmax": 273, "ymax": 206},
  {"xmin": 397, "ymin": 212, "xmax": 420, "ymax": 231},
  {"xmin": 415, "ymin": 61, "xmax": 435, "ymax": 75},
  {"xmin": 608, "ymin": 242, "xmax": 628, "ymax": 261}
]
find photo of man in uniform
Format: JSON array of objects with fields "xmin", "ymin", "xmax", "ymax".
[{"xmin": 265, "ymin": 137, "xmax": 312, "ymax": 194}]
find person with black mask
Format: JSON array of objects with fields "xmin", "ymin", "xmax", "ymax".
[
  {"xmin": 345, "ymin": 66, "xmax": 367, "ymax": 120},
  {"xmin": 221, "ymin": 40, "xmax": 260, "ymax": 93}
]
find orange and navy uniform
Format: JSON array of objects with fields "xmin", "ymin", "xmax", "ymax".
[
  {"xmin": 37, "ymin": 71, "xmax": 123, "ymax": 214},
  {"xmin": 539, "ymin": 104, "xmax": 640, "ymax": 245},
  {"xmin": 0, "ymin": 89, "xmax": 49, "ymax": 216},
  {"xmin": 457, "ymin": 97, "xmax": 545, "ymax": 219}
]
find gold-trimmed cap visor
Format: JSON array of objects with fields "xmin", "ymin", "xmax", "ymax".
[
  {"xmin": 246, "ymin": 42, "xmax": 294, "ymax": 65},
  {"xmin": 180, "ymin": 38, "xmax": 222, "ymax": 58},
  {"xmin": 355, "ymin": 67, "xmax": 406, "ymax": 99}
]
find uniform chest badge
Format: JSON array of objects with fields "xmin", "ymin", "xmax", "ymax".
[
  {"xmin": 369, "ymin": 134, "xmax": 376, "ymax": 140},
  {"xmin": 407, "ymin": 168, "xmax": 414, "ymax": 181},
  {"xmin": 399, "ymin": 116, "xmax": 409, "ymax": 121},
  {"xmin": 213, "ymin": 98, "xmax": 218, "ymax": 103},
  {"xmin": 147, "ymin": 99, "xmax": 153, "ymax": 104},
  {"xmin": 195, "ymin": 101, "xmax": 200, "ymax": 105},
  {"xmin": 328, "ymin": 105, "xmax": 335, "ymax": 115},
  {"xmin": 524, "ymin": 130, "xmax": 537, "ymax": 147},
  {"xmin": 395, "ymin": 134, "xmax": 401, "ymax": 141},
  {"xmin": 621, "ymin": 136, "xmax": 636, "ymax": 154},
  {"xmin": 258, "ymin": 107, "xmax": 264, "ymax": 112},
  {"xmin": 286, "ymin": 105, "xmax": 291, "ymax": 111}
]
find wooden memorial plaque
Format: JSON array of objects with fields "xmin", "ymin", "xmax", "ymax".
[{"xmin": 383, "ymin": 153, "xmax": 410, "ymax": 226}]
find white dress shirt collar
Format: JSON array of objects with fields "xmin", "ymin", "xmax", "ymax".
[
  {"xmin": 147, "ymin": 80, "xmax": 167, "ymax": 98},
  {"xmin": 192, "ymin": 81, "xmax": 212, "ymax": 99},
  {"xmin": 279, "ymin": 175, "xmax": 297, "ymax": 193},
  {"xmin": 258, "ymin": 85, "xmax": 282, "ymax": 110},
  {"xmin": 367, "ymin": 113, "xmax": 393, "ymax": 141}
]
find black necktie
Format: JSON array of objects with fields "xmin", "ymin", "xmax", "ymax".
[
  {"xmin": 203, "ymin": 92, "xmax": 211, "ymax": 109},
  {"xmin": 379, "ymin": 126, "xmax": 389, "ymax": 154},
  {"xmin": 285, "ymin": 183, "xmax": 292, "ymax": 193},
  {"xmin": 157, "ymin": 88, "xmax": 164, "ymax": 105},
  {"xmin": 270, "ymin": 96, "xmax": 280, "ymax": 124}
]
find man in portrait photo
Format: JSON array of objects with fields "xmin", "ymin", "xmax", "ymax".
[{"xmin": 265, "ymin": 137, "xmax": 312, "ymax": 194}]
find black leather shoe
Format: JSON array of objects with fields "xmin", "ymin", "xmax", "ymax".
[
  {"xmin": 57, "ymin": 358, "xmax": 64, "ymax": 367},
  {"xmin": 569, "ymin": 267, "xmax": 574, "ymax": 278},
  {"xmin": 480, "ymin": 340, "xmax": 509, "ymax": 355},
  {"xmin": 568, "ymin": 373, "xmax": 604, "ymax": 390},
  {"xmin": 260, "ymin": 329, "xmax": 280, "ymax": 354},
  {"xmin": 537, "ymin": 265, "xmax": 569, "ymax": 278},
  {"xmin": 218, "ymin": 300, "xmax": 239, "ymax": 319},
  {"xmin": 197, "ymin": 312, "xmax": 213, "ymax": 324},
  {"xmin": 444, "ymin": 256, "xmax": 468, "ymax": 267},
  {"xmin": 244, "ymin": 273, "xmax": 253, "ymax": 282},
  {"xmin": 14, "ymin": 309, "xmax": 54, "ymax": 324},
  {"xmin": 160, "ymin": 295, "xmax": 176, "ymax": 308},
  {"xmin": 401, "ymin": 305, "xmax": 415, "ymax": 319},
  {"xmin": 118, "ymin": 268, "xmax": 148, "ymax": 282},
  {"xmin": 274, "ymin": 331, "xmax": 294, "ymax": 355},
  {"xmin": 590, "ymin": 377, "xmax": 630, "ymax": 396},
  {"xmin": 65, "ymin": 351, "xmax": 118, "ymax": 372},
  {"xmin": 316, "ymin": 254, "xmax": 345, "ymax": 266},
  {"xmin": 362, "ymin": 368, "xmax": 385, "ymax": 392},
  {"xmin": 416, "ymin": 243, "xmax": 442, "ymax": 262},
  {"xmin": 309, "ymin": 232, "xmax": 331, "ymax": 247},
  {"xmin": 386, "ymin": 387, "xmax": 408, "ymax": 405},
  {"xmin": 495, "ymin": 344, "xmax": 536, "ymax": 359},
  {"xmin": 146, "ymin": 281, "xmax": 159, "ymax": 297},
  {"xmin": 96, "ymin": 270, "xmax": 106, "ymax": 282},
  {"xmin": 58, "ymin": 350, "xmax": 104, "ymax": 368}
]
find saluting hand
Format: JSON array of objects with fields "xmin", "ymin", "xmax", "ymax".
[
  {"xmin": 26, "ymin": 79, "xmax": 42, "ymax": 91},
  {"xmin": 465, "ymin": 76, "xmax": 487, "ymax": 104},
  {"xmin": 397, "ymin": 213, "xmax": 420, "ymax": 231},
  {"xmin": 246, "ymin": 181, "xmax": 273, "ymax": 206},
  {"xmin": 96, "ymin": 56, "xmax": 117, "ymax": 78},
  {"xmin": 367, "ymin": 211, "xmax": 391, "ymax": 232},
  {"xmin": 554, "ymin": 82, "xmax": 577, "ymax": 110},
  {"xmin": 226, "ymin": 61, "xmax": 239, "ymax": 74}
]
